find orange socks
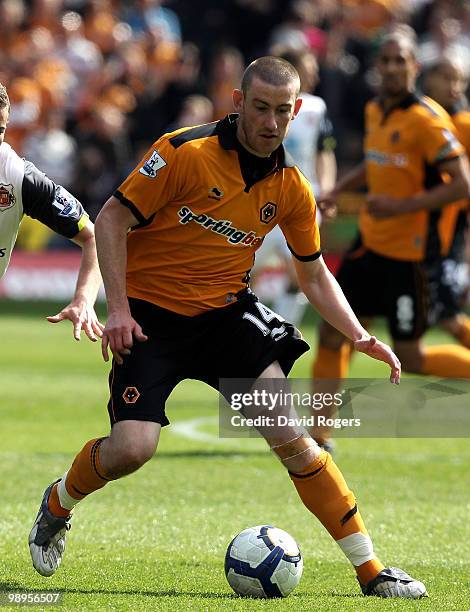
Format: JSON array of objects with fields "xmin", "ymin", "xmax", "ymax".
[
  {"xmin": 422, "ymin": 345, "xmax": 470, "ymax": 377},
  {"xmin": 48, "ymin": 438, "xmax": 112, "ymax": 517},
  {"xmin": 290, "ymin": 449, "xmax": 384, "ymax": 585},
  {"xmin": 313, "ymin": 344, "xmax": 351, "ymax": 379}
]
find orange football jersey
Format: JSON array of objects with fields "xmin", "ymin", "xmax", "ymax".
[
  {"xmin": 438, "ymin": 108, "xmax": 470, "ymax": 256},
  {"xmin": 360, "ymin": 94, "xmax": 464, "ymax": 261},
  {"xmin": 115, "ymin": 114, "xmax": 320, "ymax": 315}
]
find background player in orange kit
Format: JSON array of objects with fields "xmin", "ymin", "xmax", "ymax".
[
  {"xmin": 313, "ymin": 33, "xmax": 470, "ymax": 394},
  {"xmin": 421, "ymin": 57, "xmax": 470, "ymax": 347}
]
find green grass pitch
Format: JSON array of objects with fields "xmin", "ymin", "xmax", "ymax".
[{"xmin": 0, "ymin": 307, "xmax": 469, "ymax": 611}]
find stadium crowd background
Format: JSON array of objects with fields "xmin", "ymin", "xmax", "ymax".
[{"xmin": 1, "ymin": 0, "xmax": 469, "ymax": 249}]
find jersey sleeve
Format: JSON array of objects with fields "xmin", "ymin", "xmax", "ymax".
[
  {"xmin": 317, "ymin": 112, "xmax": 336, "ymax": 153},
  {"xmin": 415, "ymin": 108, "xmax": 465, "ymax": 166},
  {"xmin": 114, "ymin": 136, "xmax": 184, "ymax": 223},
  {"xmin": 278, "ymin": 172, "xmax": 321, "ymax": 261},
  {"xmin": 454, "ymin": 112, "xmax": 470, "ymax": 154},
  {"xmin": 22, "ymin": 160, "xmax": 88, "ymax": 238}
]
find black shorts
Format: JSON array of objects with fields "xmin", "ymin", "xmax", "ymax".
[
  {"xmin": 335, "ymin": 236, "xmax": 429, "ymax": 340},
  {"xmin": 107, "ymin": 291, "xmax": 309, "ymax": 427},
  {"xmin": 426, "ymin": 210, "xmax": 469, "ymax": 323}
]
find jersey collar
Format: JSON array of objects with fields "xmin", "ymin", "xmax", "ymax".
[
  {"xmin": 377, "ymin": 92, "xmax": 420, "ymax": 122},
  {"xmin": 215, "ymin": 113, "xmax": 295, "ymax": 169}
]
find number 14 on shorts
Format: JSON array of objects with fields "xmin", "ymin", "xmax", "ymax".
[{"xmin": 243, "ymin": 302, "xmax": 288, "ymax": 340}]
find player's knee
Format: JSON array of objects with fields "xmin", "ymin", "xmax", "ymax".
[
  {"xmin": 272, "ymin": 434, "xmax": 320, "ymax": 473},
  {"xmin": 318, "ymin": 321, "xmax": 347, "ymax": 351},
  {"xmin": 107, "ymin": 441, "xmax": 156, "ymax": 477}
]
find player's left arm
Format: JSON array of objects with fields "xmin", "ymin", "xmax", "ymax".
[
  {"xmin": 22, "ymin": 160, "xmax": 104, "ymax": 341},
  {"xmin": 367, "ymin": 155, "xmax": 470, "ymax": 217},
  {"xmin": 293, "ymin": 255, "xmax": 401, "ymax": 384},
  {"xmin": 47, "ymin": 219, "xmax": 104, "ymax": 342}
]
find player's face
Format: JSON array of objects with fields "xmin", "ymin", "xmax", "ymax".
[
  {"xmin": 426, "ymin": 63, "xmax": 467, "ymax": 111},
  {"xmin": 377, "ymin": 41, "xmax": 417, "ymax": 99},
  {"xmin": 0, "ymin": 107, "xmax": 8, "ymax": 146},
  {"xmin": 233, "ymin": 76, "xmax": 302, "ymax": 157}
]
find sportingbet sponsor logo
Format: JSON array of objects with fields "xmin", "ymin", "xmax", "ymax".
[
  {"xmin": 178, "ymin": 206, "xmax": 263, "ymax": 247},
  {"xmin": 366, "ymin": 149, "xmax": 408, "ymax": 167}
]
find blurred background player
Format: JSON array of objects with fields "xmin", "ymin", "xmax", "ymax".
[
  {"xmin": 311, "ymin": 32, "xmax": 470, "ymax": 445},
  {"xmin": 0, "ymin": 82, "xmax": 102, "ymax": 341},
  {"xmin": 281, "ymin": 48, "xmax": 337, "ymax": 198},
  {"xmin": 252, "ymin": 48, "xmax": 337, "ymax": 326},
  {"xmin": 422, "ymin": 56, "xmax": 470, "ymax": 347}
]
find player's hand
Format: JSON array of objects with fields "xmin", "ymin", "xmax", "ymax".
[
  {"xmin": 47, "ymin": 300, "xmax": 105, "ymax": 342},
  {"xmin": 353, "ymin": 335, "xmax": 401, "ymax": 384},
  {"xmin": 101, "ymin": 311, "xmax": 148, "ymax": 364},
  {"xmin": 366, "ymin": 195, "xmax": 411, "ymax": 218},
  {"xmin": 317, "ymin": 192, "xmax": 338, "ymax": 219}
]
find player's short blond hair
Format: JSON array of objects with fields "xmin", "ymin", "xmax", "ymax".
[{"xmin": 241, "ymin": 56, "xmax": 300, "ymax": 97}]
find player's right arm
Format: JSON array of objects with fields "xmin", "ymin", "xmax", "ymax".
[
  {"xmin": 95, "ymin": 196, "xmax": 148, "ymax": 364},
  {"xmin": 96, "ymin": 136, "xmax": 184, "ymax": 363}
]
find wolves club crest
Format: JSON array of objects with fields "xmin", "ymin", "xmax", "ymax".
[
  {"xmin": 0, "ymin": 184, "xmax": 15, "ymax": 211},
  {"xmin": 260, "ymin": 201, "xmax": 277, "ymax": 224}
]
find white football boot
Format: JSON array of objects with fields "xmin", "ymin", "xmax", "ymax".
[{"xmin": 361, "ymin": 567, "xmax": 428, "ymax": 598}]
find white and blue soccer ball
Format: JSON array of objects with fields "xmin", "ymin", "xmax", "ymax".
[{"xmin": 225, "ymin": 525, "xmax": 303, "ymax": 598}]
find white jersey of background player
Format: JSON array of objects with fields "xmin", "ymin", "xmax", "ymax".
[
  {"xmin": 252, "ymin": 50, "xmax": 336, "ymax": 324},
  {"xmin": 0, "ymin": 83, "xmax": 103, "ymax": 341}
]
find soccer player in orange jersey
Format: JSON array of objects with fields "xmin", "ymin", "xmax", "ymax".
[
  {"xmin": 422, "ymin": 57, "xmax": 470, "ymax": 347},
  {"xmin": 314, "ymin": 33, "xmax": 470, "ymax": 395},
  {"xmin": 29, "ymin": 57, "xmax": 426, "ymax": 599}
]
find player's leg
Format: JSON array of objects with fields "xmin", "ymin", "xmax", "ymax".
[
  {"xmin": 258, "ymin": 360, "xmax": 427, "ymax": 598},
  {"xmin": 437, "ymin": 212, "xmax": 470, "ymax": 347},
  {"xmin": 29, "ymin": 298, "xmax": 182, "ymax": 576},
  {"xmin": 29, "ymin": 421, "xmax": 161, "ymax": 577},
  {"xmin": 387, "ymin": 260, "xmax": 470, "ymax": 377},
  {"xmin": 215, "ymin": 293, "xmax": 425, "ymax": 597},
  {"xmin": 49, "ymin": 420, "xmax": 161, "ymax": 517},
  {"xmin": 434, "ymin": 252, "xmax": 470, "ymax": 348}
]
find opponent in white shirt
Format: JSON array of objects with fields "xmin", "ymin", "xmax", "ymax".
[{"xmin": 0, "ymin": 83, "xmax": 103, "ymax": 341}]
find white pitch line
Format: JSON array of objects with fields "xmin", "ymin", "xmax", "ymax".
[{"xmin": 171, "ymin": 416, "xmax": 223, "ymax": 443}]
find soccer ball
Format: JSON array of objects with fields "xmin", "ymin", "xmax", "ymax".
[{"xmin": 224, "ymin": 525, "xmax": 303, "ymax": 598}]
